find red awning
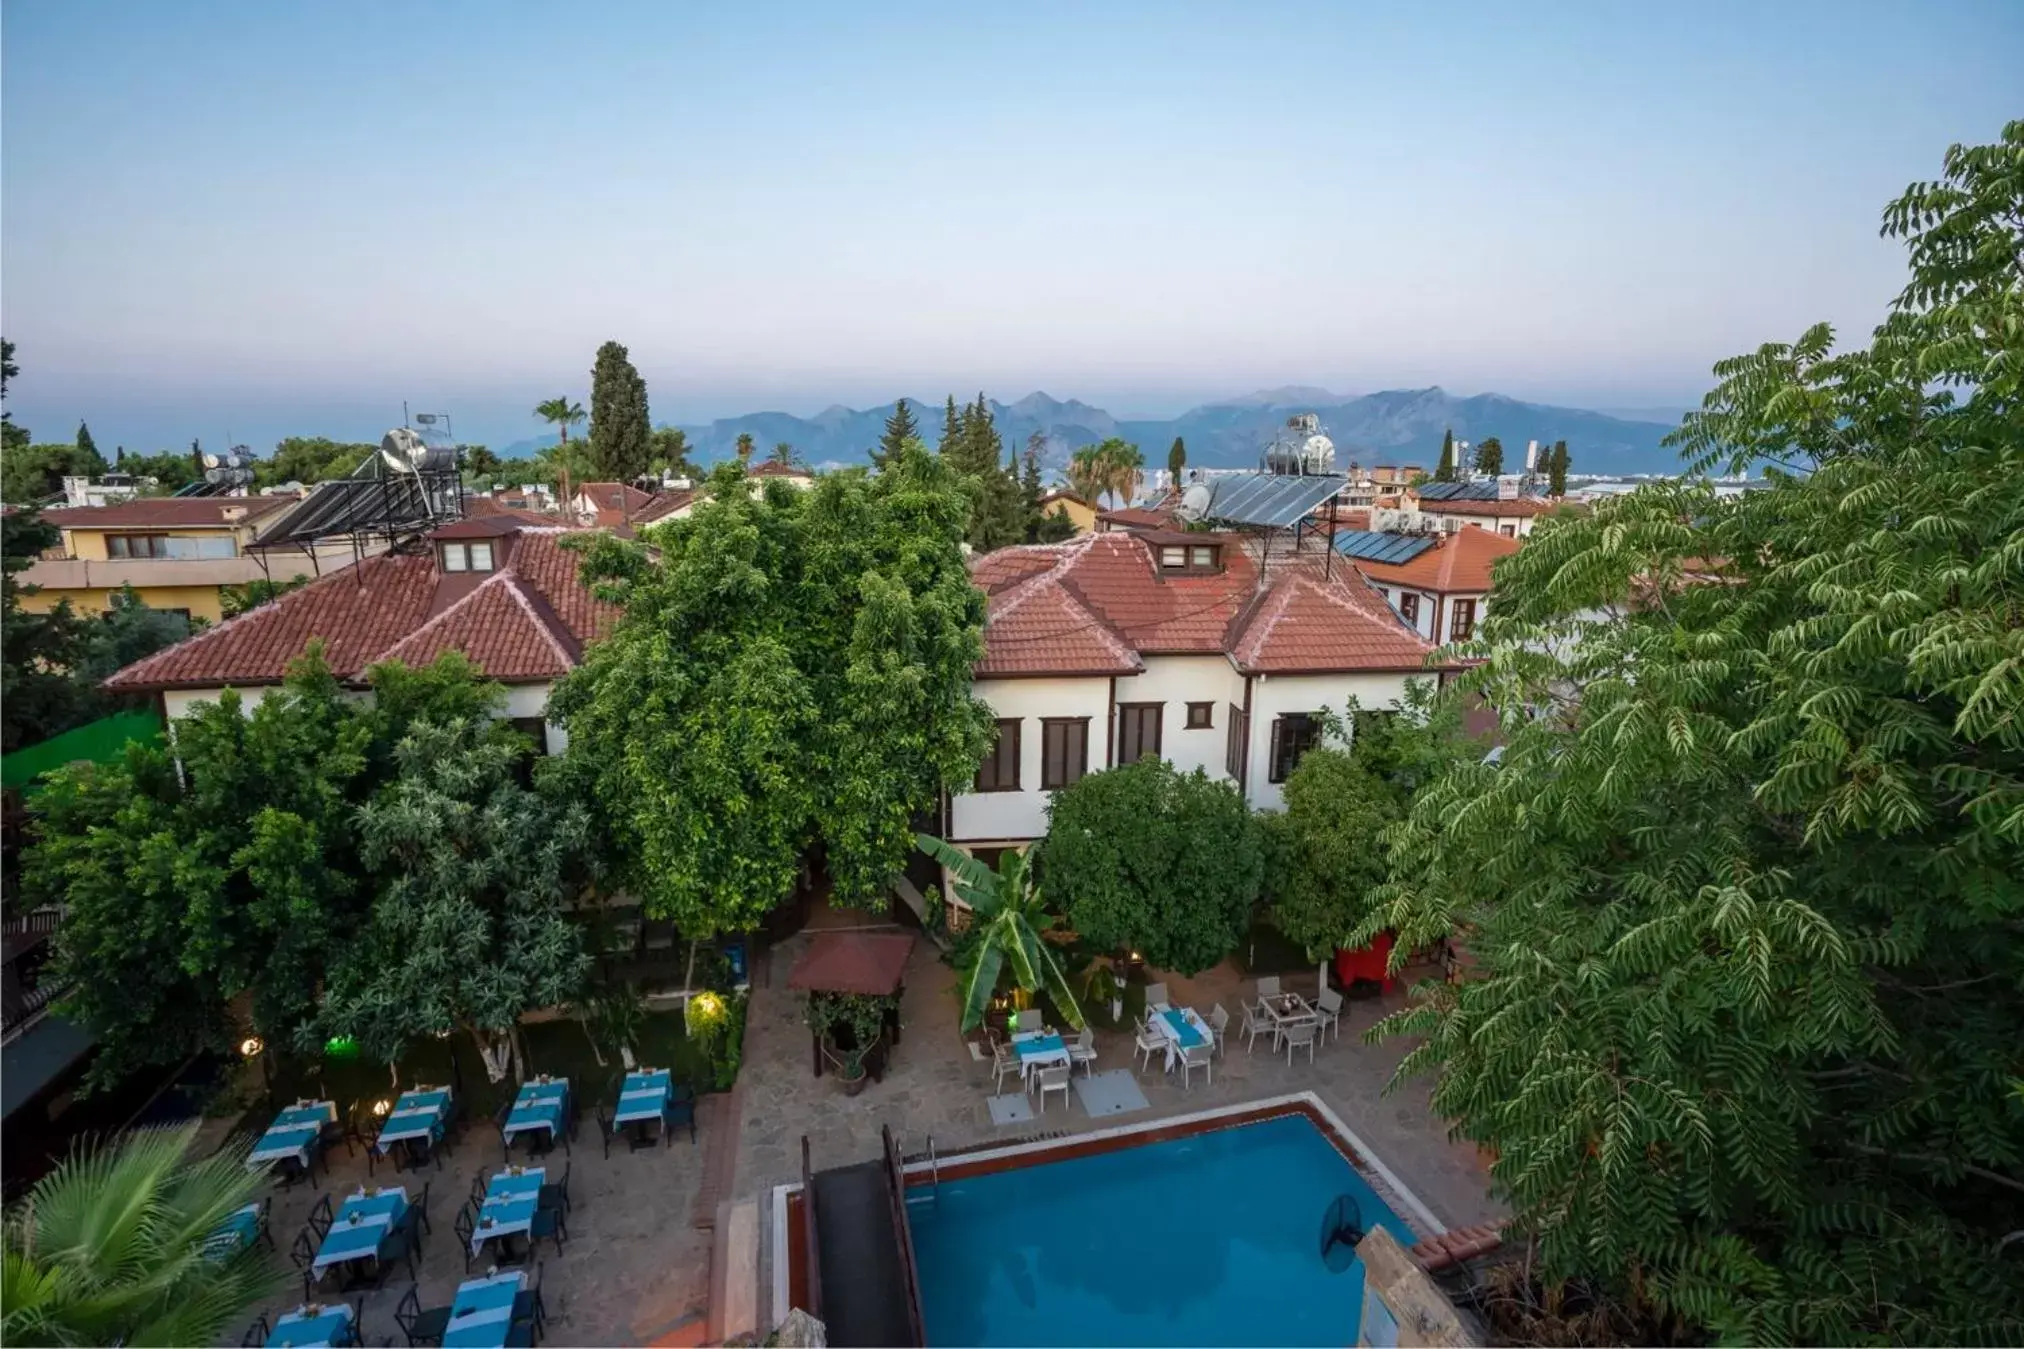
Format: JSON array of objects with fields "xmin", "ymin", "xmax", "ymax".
[{"xmin": 785, "ymin": 931, "xmax": 916, "ymax": 997}]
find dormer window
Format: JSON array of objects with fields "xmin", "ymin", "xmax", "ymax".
[
  {"xmin": 1157, "ymin": 540, "xmax": 1223, "ymax": 575},
  {"xmin": 441, "ymin": 540, "xmax": 495, "ymax": 573}
]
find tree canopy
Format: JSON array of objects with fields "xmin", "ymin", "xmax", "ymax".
[
  {"xmin": 872, "ymin": 398, "xmax": 920, "ymax": 470},
  {"xmin": 1471, "ymin": 434, "xmax": 1503, "ymax": 476},
  {"xmin": 549, "ymin": 442, "xmax": 995, "ymax": 933},
  {"xmin": 1038, "ymin": 758, "xmax": 1263, "ymax": 974},
  {"xmin": 588, "ymin": 342, "xmax": 651, "ymax": 481},
  {"xmin": 1434, "ymin": 428, "xmax": 1456, "ymax": 482},
  {"xmin": 1362, "ymin": 124, "xmax": 2024, "ymax": 1342}
]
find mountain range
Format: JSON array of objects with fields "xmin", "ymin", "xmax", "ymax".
[{"xmin": 496, "ymin": 387, "xmax": 1687, "ymax": 477}]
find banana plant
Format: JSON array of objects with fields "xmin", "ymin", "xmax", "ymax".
[{"xmin": 918, "ymin": 834, "xmax": 1084, "ymax": 1033}]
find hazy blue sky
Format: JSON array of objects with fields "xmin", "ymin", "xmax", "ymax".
[{"xmin": 4, "ymin": 0, "xmax": 2019, "ymax": 453}]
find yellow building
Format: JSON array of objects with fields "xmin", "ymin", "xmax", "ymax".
[
  {"xmin": 18, "ymin": 496, "xmax": 356, "ymax": 625},
  {"xmin": 1036, "ymin": 490, "xmax": 1098, "ymax": 535}
]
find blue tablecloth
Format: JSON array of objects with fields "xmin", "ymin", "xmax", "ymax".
[
  {"xmin": 375, "ymin": 1086, "xmax": 450, "ymax": 1149},
  {"xmin": 471, "ymin": 1167, "xmax": 543, "ymax": 1256},
  {"xmin": 269, "ymin": 1302, "xmax": 353, "ymax": 1347},
  {"xmin": 1159, "ymin": 1007, "xmax": 1207, "ymax": 1049},
  {"xmin": 1014, "ymin": 1032, "xmax": 1065, "ymax": 1061},
  {"xmin": 205, "ymin": 1202, "xmax": 261, "ymax": 1258},
  {"xmin": 442, "ymin": 1270, "xmax": 525, "ymax": 1348},
  {"xmin": 501, "ymin": 1078, "xmax": 569, "ymax": 1139},
  {"xmin": 248, "ymin": 1101, "xmax": 336, "ymax": 1170},
  {"xmin": 313, "ymin": 1187, "xmax": 407, "ymax": 1272},
  {"xmin": 614, "ymin": 1069, "xmax": 672, "ymax": 1126}
]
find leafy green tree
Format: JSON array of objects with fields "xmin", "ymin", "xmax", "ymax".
[
  {"xmin": 588, "ymin": 341, "xmax": 651, "ymax": 481},
  {"xmin": 1038, "ymin": 758, "xmax": 1263, "ymax": 974},
  {"xmin": 256, "ymin": 437, "xmax": 374, "ymax": 488},
  {"xmin": 3, "ymin": 443, "xmax": 109, "ymax": 504},
  {"xmin": 219, "ymin": 575, "xmax": 309, "ymax": 618},
  {"xmin": 1364, "ymin": 126, "xmax": 2024, "ymax": 1343},
  {"xmin": 117, "ymin": 449, "xmax": 201, "ymax": 491},
  {"xmin": 0, "ymin": 337, "xmax": 26, "ymax": 453},
  {"xmin": 1264, "ymin": 749, "xmax": 1400, "ymax": 961},
  {"xmin": 649, "ymin": 426, "xmax": 696, "ymax": 478},
  {"xmin": 2, "ymin": 509, "xmax": 93, "ymax": 752},
  {"xmin": 1472, "ymin": 434, "xmax": 1503, "ymax": 476},
  {"xmin": 871, "ymin": 397, "xmax": 920, "ymax": 470},
  {"xmin": 1546, "ymin": 439, "xmax": 1569, "ymax": 495},
  {"xmin": 537, "ymin": 435, "xmax": 593, "ymax": 509},
  {"xmin": 74, "ymin": 421, "xmax": 97, "ymax": 460},
  {"xmin": 944, "ymin": 395, "xmax": 1023, "ymax": 552},
  {"xmin": 938, "ymin": 395, "xmax": 961, "ymax": 455},
  {"xmin": 463, "ymin": 444, "xmax": 502, "ymax": 483},
  {"xmin": 534, "ymin": 396, "xmax": 586, "ymax": 446},
  {"xmin": 73, "ymin": 588, "xmax": 192, "ymax": 680},
  {"xmin": 0, "ymin": 1124, "xmax": 285, "ymax": 1347},
  {"xmin": 918, "ymin": 835, "xmax": 1083, "ymax": 1032},
  {"xmin": 1167, "ymin": 435, "xmax": 1186, "ymax": 485},
  {"xmin": 315, "ymin": 720, "xmax": 595, "ymax": 1080},
  {"xmin": 1434, "ymin": 427, "xmax": 1456, "ymax": 482},
  {"xmin": 550, "ymin": 442, "xmax": 994, "ymax": 930}
]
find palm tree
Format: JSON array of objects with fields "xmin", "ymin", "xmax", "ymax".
[
  {"xmin": 1066, "ymin": 446, "xmax": 1108, "ymax": 507},
  {"xmin": 2, "ymin": 1124, "xmax": 285, "ymax": 1347},
  {"xmin": 917, "ymin": 834, "xmax": 1084, "ymax": 1032},
  {"xmin": 735, "ymin": 432, "xmax": 756, "ymax": 467},
  {"xmin": 1102, "ymin": 440, "xmax": 1145, "ymax": 507},
  {"xmin": 768, "ymin": 441, "xmax": 794, "ymax": 467},
  {"xmin": 538, "ymin": 436, "xmax": 592, "ymax": 516},
  {"xmin": 533, "ymin": 397, "xmax": 585, "ymax": 446}
]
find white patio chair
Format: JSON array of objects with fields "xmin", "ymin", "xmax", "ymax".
[
  {"xmin": 1133, "ymin": 1018, "xmax": 1166, "ymax": 1074},
  {"xmin": 1067, "ymin": 1028, "xmax": 1099, "ymax": 1076},
  {"xmin": 1239, "ymin": 1000, "xmax": 1269, "ymax": 1053},
  {"xmin": 1178, "ymin": 1043, "xmax": 1214, "ymax": 1091},
  {"xmin": 1281, "ymin": 1019, "xmax": 1319, "ymax": 1067},
  {"xmin": 1034, "ymin": 1064, "xmax": 1072, "ymax": 1114},
  {"xmin": 1144, "ymin": 982, "xmax": 1169, "ymax": 1010},
  {"xmin": 1256, "ymin": 975, "xmax": 1281, "ymax": 1000},
  {"xmin": 1207, "ymin": 1003, "xmax": 1231, "ymax": 1057},
  {"xmin": 1014, "ymin": 1008, "xmax": 1043, "ymax": 1033},
  {"xmin": 990, "ymin": 1039, "xmax": 1020, "ymax": 1092},
  {"xmin": 1315, "ymin": 987, "xmax": 1343, "ymax": 1042}
]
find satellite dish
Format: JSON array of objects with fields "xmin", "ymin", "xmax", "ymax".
[
  {"xmin": 379, "ymin": 427, "xmax": 429, "ymax": 474},
  {"xmin": 1318, "ymin": 1194, "xmax": 1367, "ymax": 1273},
  {"xmin": 1176, "ymin": 482, "xmax": 1213, "ymax": 523}
]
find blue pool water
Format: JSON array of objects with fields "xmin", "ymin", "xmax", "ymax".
[{"xmin": 907, "ymin": 1113, "xmax": 1418, "ymax": 1346}]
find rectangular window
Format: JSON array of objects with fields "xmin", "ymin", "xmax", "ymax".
[
  {"xmin": 1116, "ymin": 703, "xmax": 1162, "ymax": 766},
  {"xmin": 1189, "ymin": 545, "xmax": 1217, "ymax": 569},
  {"xmin": 1450, "ymin": 598, "xmax": 1477, "ymax": 641},
  {"xmin": 1499, "ymin": 524, "xmax": 1516, "ymax": 537},
  {"xmin": 974, "ymin": 718, "xmax": 1021, "ymax": 792},
  {"xmin": 1185, "ymin": 701, "xmax": 1213, "ymax": 730},
  {"xmin": 1268, "ymin": 712, "xmax": 1322, "ymax": 783},
  {"xmin": 442, "ymin": 543, "xmax": 469, "ymax": 572},
  {"xmin": 468, "ymin": 541, "xmax": 496, "ymax": 572},
  {"xmin": 1040, "ymin": 718, "xmax": 1089, "ymax": 790},
  {"xmin": 1159, "ymin": 546, "xmax": 1187, "ymax": 570},
  {"xmin": 107, "ymin": 533, "xmax": 167, "ymax": 559},
  {"xmin": 1225, "ymin": 703, "xmax": 1248, "ymax": 780},
  {"xmin": 1398, "ymin": 591, "xmax": 1420, "ymax": 624}
]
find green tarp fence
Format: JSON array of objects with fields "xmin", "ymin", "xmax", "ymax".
[{"xmin": 1, "ymin": 710, "xmax": 163, "ymax": 792}]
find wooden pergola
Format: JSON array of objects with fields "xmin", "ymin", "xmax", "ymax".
[{"xmin": 787, "ymin": 931, "xmax": 914, "ymax": 1080}]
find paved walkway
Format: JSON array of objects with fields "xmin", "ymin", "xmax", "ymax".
[{"xmin": 731, "ymin": 917, "xmax": 1502, "ymax": 1331}]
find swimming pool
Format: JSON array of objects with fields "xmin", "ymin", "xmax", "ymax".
[{"xmin": 904, "ymin": 1109, "xmax": 1421, "ymax": 1346}]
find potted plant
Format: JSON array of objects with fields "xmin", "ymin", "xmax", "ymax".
[{"xmin": 807, "ymin": 991, "xmax": 896, "ymax": 1096}]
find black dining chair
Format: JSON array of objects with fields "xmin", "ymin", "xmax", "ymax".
[
  {"xmin": 411, "ymin": 1179, "xmax": 434, "ymax": 1238},
  {"xmin": 344, "ymin": 1296, "xmax": 368, "ymax": 1346},
  {"xmin": 452, "ymin": 1198, "xmax": 478, "ymax": 1273},
  {"xmin": 255, "ymin": 1194, "xmax": 277, "ymax": 1251},
  {"xmin": 528, "ymin": 1204, "xmax": 567, "ymax": 1257},
  {"xmin": 592, "ymin": 1105, "xmax": 613, "ymax": 1161},
  {"xmin": 396, "ymin": 1283, "xmax": 452, "ymax": 1348},
  {"xmin": 468, "ymin": 1169, "xmax": 489, "ymax": 1210},
  {"xmin": 536, "ymin": 1161, "xmax": 570, "ymax": 1219},
  {"xmin": 306, "ymin": 1192, "xmax": 335, "ymax": 1240},
  {"xmin": 666, "ymin": 1092, "xmax": 698, "ymax": 1146},
  {"xmin": 375, "ymin": 1206, "xmax": 424, "ymax": 1287},
  {"xmin": 512, "ymin": 1260, "xmax": 548, "ymax": 1341},
  {"xmin": 240, "ymin": 1312, "xmax": 270, "ymax": 1347},
  {"xmin": 289, "ymin": 1226, "xmax": 317, "ymax": 1275}
]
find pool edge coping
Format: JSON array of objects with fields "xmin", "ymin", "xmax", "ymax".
[{"xmin": 767, "ymin": 1088, "xmax": 1448, "ymax": 1329}]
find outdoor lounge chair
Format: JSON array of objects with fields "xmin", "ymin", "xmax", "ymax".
[
  {"xmin": 1179, "ymin": 1042, "xmax": 1213, "ymax": 1090},
  {"xmin": 1033, "ymin": 1064, "xmax": 1072, "ymax": 1114},
  {"xmin": 1143, "ymin": 982, "xmax": 1169, "ymax": 1009},
  {"xmin": 1281, "ymin": 1019, "xmax": 1319, "ymax": 1066},
  {"xmin": 1315, "ymin": 987, "xmax": 1344, "ymax": 1041},
  {"xmin": 1067, "ymin": 1028, "xmax": 1099, "ymax": 1076},
  {"xmin": 1256, "ymin": 975, "xmax": 1281, "ymax": 1000},
  {"xmin": 1133, "ymin": 1018, "xmax": 1166, "ymax": 1073},
  {"xmin": 1207, "ymin": 1003, "xmax": 1231, "ymax": 1056}
]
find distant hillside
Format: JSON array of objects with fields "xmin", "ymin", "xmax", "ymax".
[{"xmin": 495, "ymin": 388, "xmax": 1684, "ymax": 477}]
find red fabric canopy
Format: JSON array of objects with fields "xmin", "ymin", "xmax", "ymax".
[{"xmin": 785, "ymin": 931, "xmax": 916, "ymax": 997}]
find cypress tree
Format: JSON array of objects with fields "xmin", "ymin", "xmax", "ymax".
[
  {"xmin": 588, "ymin": 340, "xmax": 652, "ymax": 482},
  {"xmin": 1435, "ymin": 428, "xmax": 1456, "ymax": 482},
  {"xmin": 76, "ymin": 422, "xmax": 97, "ymax": 460},
  {"xmin": 1474, "ymin": 435, "xmax": 1504, "ymax": 476},
  {"xmin": 1548, "ymin": 440, "xmax": 1569, "ymax": 495},
  {"xmin": 873, "ymin": 398, "xmax": 920, "ymax": 469},
  {"xmin": 938, "ymin": 395, "xmax": 961, "ymax": 456},
  {"xmin": 1168, "ymin": 435, "xmax": 1186, "ymax": 488}
]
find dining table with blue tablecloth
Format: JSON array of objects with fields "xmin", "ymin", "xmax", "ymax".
[
  {"xmin": 441, "ymin": 1269, "xmax": 526, "ymax": 1348},
  {"xmin": 1151, "ymin": 1005, "xmax": 1213, "ymax": 1070},
  {"xmin": 312, "ymin": 1186, "xmax": 407, "ymax": 1275},
  {"xmin": 268, "ymin": 1300, "xmax": 354, "ymax": 1347},
  {"xmin": 247, "ymin": 1100, "xmax": 336, "ymax": 1173},
  {"xmin": 470, "ymin": 1165, "xmax": 543, "ymax": 1257},
  {"xmin": 373, "ymin": 1085, "xmax": 451, "ymax": 1157},
  {"xmin": 500, "ymin": 1077, "xmax": 569, "ymax": 1146},
  {"xmin": 1011, "ymin": 1028, "xmax": 1070, "ymax": 1078},
  {"xmin": 613, "ymin": 1068, "xmax": 672, "ymax": 1131},
  {"xmin": 204, "ymin": 1202, "xmax": 262, "ymax": 1259}
]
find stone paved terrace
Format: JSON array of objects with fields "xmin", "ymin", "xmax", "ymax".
[{"xmin": 732, "ymin": 910, "xmax": 1503, "ymax": 1333}]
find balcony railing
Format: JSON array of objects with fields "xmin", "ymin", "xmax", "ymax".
[{"xmin": 2, "ymin": 907, "xmax": 70, "ymax": 1042}]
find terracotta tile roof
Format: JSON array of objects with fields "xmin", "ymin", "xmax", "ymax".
[
  {"xmin": 972, "ymin": 533, "xmax": 1438, "ymax": 677},
  {"xmin": 1425, "ymin": 496, "xmax": 1550, "ymax": 517},
  {"xmin": 632, "ymin": 490, "xmax": 696, "ymax": 525},
  {"xmin": 1354, "ymin": 527, "xmax": 1520, "ymax": 594},
  {"xmin": 103, "ymin": 525, "xmax": 617, "ymax": 691},
  {"xmin": 575, "ymin": 482, "xmax": 658, "ymax": 527},
  {"xmin": 1036, "ymin": 489, "xmax": 1091, "ymax": 508},
  {"xmin": 1095, "ymin": 505, "xmax": 1176, "ymax": 530},
  {"xmin": 746, "ymin": 461, "xmax": 812, "ymax": 479},
  {"xmin": 44, "ymin": 496, "xmax": 291, "ymax": 529},
  {"xmin": 463, "ymin": 496, "xmax": 556, "ymax": 525}
]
